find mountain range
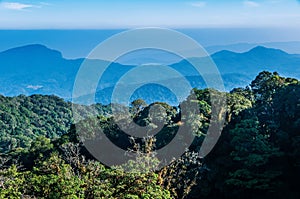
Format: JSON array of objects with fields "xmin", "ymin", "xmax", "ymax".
[
  {"xmin": 0, "ymin": 44, "xmax": 299, "ymax": 105},
  {"xmin": 205, "ymin": 41, "xmax": 300, "ymax": 55}
]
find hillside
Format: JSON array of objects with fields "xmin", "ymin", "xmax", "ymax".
[
  {"xmin": 0, "ymin": 72, "xmax": 299, "ymax": 198},
  {"xmin": 0, "ymin": 45, "xmax": 299, "ymax": 104}
]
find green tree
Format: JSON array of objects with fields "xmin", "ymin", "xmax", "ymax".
[
  {"xmin": 250, "ymin": 71, "xmax": 285, "ymax": 104},
  {"xmin": 226, "ymin": 118, "xmax": 283, "ymax": 194},
  {"xmin": 26, "ymin": 153, "xmax": 84, "ymax": 198},
  {"xmin": 131, "ymin": 99, "xmax": 147, "ymax": 115}
]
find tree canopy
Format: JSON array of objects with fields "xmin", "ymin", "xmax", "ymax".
[{"xmin": 0, "ymin": 71, "xmax": 299, "ymax": 199}]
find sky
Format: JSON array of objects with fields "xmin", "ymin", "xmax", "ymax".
[{"xmin": 0, "ymin": 0, "xmax": 300, "ymax": 29}]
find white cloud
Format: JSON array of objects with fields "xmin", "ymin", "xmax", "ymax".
[
  {"xmin": 26, "ymin": 85, "xmax": 43, "ymax": 90},
  {"xmin": 244, "ymin": 1, "xmax": 260, "ymax": 7},
  {"xmin": 189, "ymin": 1, "xmax": 206, "ymax": 8},
  {"xmin": 39, "ymin": 2, "xmax": 52, "ymax": 6},
  {"xmin": 1, "ymin": 2, "xmax": 35, "ymax": 10}
]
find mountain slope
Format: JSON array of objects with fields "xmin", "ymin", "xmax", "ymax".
[
  {"xmin": 0, "ymin": 45, "xmax": 133, "ymax": 98},
  {"xmin": 212, "ymin": 46, "xmax": 300, "ymax": 78},
  {"xmin": 206, "ymin": 41, "xmax": 300, "ymax": 55},
  {"xmin": 171, "ymin": 46, "xmax": 300, "ymax": 80},
  {"xmin": 0, "ymin": 44, "xmax": 299, "ymax": 104}
]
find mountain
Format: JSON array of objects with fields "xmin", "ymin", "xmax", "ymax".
[
  {"xmin": 206, "ymin": 41, "xmax": 300, "ymax": 55},
  {"xmin": 171, "ymin": 46, "xmax": 300, "ymax": 80},
  {"xmin": 0, "ymin": 44, "xmax": 81, "ymax": 97},
  {"xmin": 211, "ymin": 46, "xmax": 300, "ymax": 79},
  {"xmin": 115, "ymin": 48, "xmax": 182, "ymax": 66},
  {"xmin": 0, "ymin": 44, "xmax": 299, "ymax": 104},
  {"xmin": 0, "ymin": 44, "xmax": 133, "ymax": 98}
]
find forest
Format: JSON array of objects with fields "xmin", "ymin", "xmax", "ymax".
[{"xmin": 0, "ymin": 71, "xmax": 299, "ymax": 199}]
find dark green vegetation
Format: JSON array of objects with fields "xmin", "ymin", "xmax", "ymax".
[
  {"xmin": 0, "ymin": 71, "xmax": 299, "ymax": 199},
  {"xmin": 0, "ymin": 95, "xmax": 72, "ymax": 153}
]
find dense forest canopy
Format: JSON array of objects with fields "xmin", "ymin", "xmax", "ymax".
[{"xmin": 0, "ymin": 71, "xmax": 299, "ymax": 199}]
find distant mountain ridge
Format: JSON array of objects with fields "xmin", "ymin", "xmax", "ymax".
[
  {"xmin": 0, "ymin": 44, "xmax": 299, "ymax": 104},
  {"xmin": 210, "ymin": 46, "xmax": 300, "ymax": 78},
  {"xmin": 206, "ymin": 41, "xmax": 300, "ymax": 55}
]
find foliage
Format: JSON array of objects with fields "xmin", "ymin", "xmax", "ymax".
[{"xmin": 0, "ymin": 71, "xmax": 299, "ymax": 198}]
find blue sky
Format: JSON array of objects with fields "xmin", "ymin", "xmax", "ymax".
[{"xmin": 0, "ymin": 0, "xmax": 300, "ymax": 29}]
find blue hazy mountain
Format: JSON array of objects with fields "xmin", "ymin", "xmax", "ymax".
[
  {"xmin": 206, "ymin": 41, "xmax": 300, "ymax": 55},
  {"xmin": 0, "ymin": 44, "xmax": 299, "ymax": 104},
  {"xmin": 0, "ymin": 44, "xmax": 133, "ymax": 99},
  {"xmin": 212, "ymin": 46, "xmax": 300, "ymax": 79},
  {"xmin": 2, "ymin": 30, "xmax": 300, "ymax": 59},
  {"xmin": 0, "ymin": 44, "xmax": 80, "ymax": 97},
  {"xmin": 169, "ymin": 46, "xmax": 300, "ymax": 86}
]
